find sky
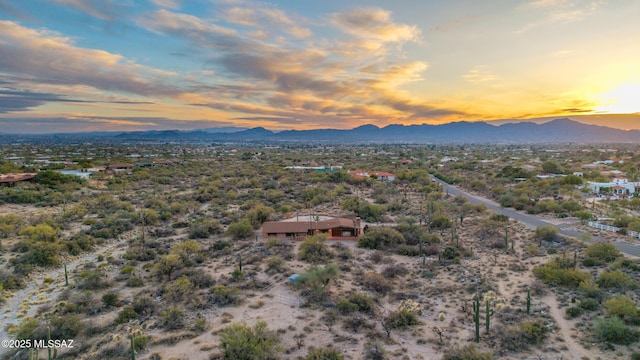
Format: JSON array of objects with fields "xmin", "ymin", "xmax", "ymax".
[{"xmin": 0, "ymin": 0, "xmax": 639, "ymax": 133}]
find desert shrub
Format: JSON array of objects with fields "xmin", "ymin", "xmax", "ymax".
[
  {"xmin": 160, "ymin": 305, "xmax": 185, "ymax": 330},
  {"xmin": 188, "ymin": 218, "xmax": 222, "ymax": 239},
  {"xmin": 534, "ymin": 225, "xmax": 558, "ymax": 242},
  {"xmin": 500, "ymin": 319, "xmax": 549, "ymax": 351},
  {"xmin": 50, "ymin": 314, "xmax": 84, "ymax": 339},
  {"xmin": 298, "ymin": 235, "xmax": 334, "ymax": 263},
  {"xmin": 337, "ymin": 300, "xmax": 359, "ymax": 315},
  {"xmin": 296, "ymin": 263, "xmax": 340, "ymax": 302},
  {"xmin": 384, "ymin": 309, "xmax": 419, "ymax": 329},
  {"xmin": 219, "ymin": 321, "xmax": 281, "ymax": 360},
  {"xmin": 533, "ymin": 260, "xmax": 590, "ymax": 287},
  {"xmin": 579, "ymin": 298, "xmax": 600, "ymax": 311},
  {"xmin": 120, "ymin": 265, "xmax": 135, "ymax": 275},
  {"xmin": 163, "ymin": 276, "xmax": 194, "ymax": 303},
  {"xmin": 381, "ymin": 264, "xmax": 408, "ymax": 279},
  {"xmin": 265, "ymin": 256, "xmax": 286, "ymax": 274},
  {"xmin": 77, "ymin": 269, "xmax": 109, "ymax": 290},
  {"xmin": 395, "ymin": 244, "xmax": 420, "ymax": 256},
  {"xmin": 357, "ymin": 226, "xmax": 404, "ymax": 249},
  {"xmin": 604, "ymin": 295, "xmax": 638, "ymax": 318},
  {"xmin": 16, "ymin": 317, "xmax": 42, "ymax": 340},
  {"xmin": 364, "ymin": 341, "xmax": 386, "ymax": 360},
  {"xmin": 598, "ymin": 269, "xmax": 637, "ymax": 289},
  {"xmin": 226, "ymin": 219, "xmax": 255, "ymax": 239},
  {"xmin": 304, "ymin": 348, "xmax": 344, "ymax": 360},
  {"xmin": 363, "ymin": 272, "xmax": 392, "ymax": 295},
  {"xmin": 132, "ymin": 335, "xmax": 150, "ymax": 351},
  {"xmin": 583, "ymin": 242, "xmax": 621, "ymax": 266},
  {"xmin": 566, "ymin": 306, "xmax": 583, "ymax": 319},
  {"xmin": 65, "ymin": 233, "xmax": 95, "ymax": 255},
  {"xmin": 210, "ymin": 285, "xmax": 241, "ymax": 306},
  {"xmin": 441, "ymin": 246, "xmax": 460, "ymax": 260},
  {"xmin": 102, "ymin": 293, "xmax": 119, "ymax": 307},
  {"xmin": 578, "ymin": 278, "xmax": 602, "ymax": 299},
  {"xmin": 212, "ymin": 240, "xmax": 231, "ymax": 251},
  {"xmin": 126, "ymin": 277, "xmax": 144, "ymax": 287},
  {"xmin": 132, "ymin": 296, "xmax": 155, "ymax": 316},
  {"xmin": 348, "ymin": 293, "xmax": 375, "ymax": 314},
  {"xmin": 116, "ymin": 306, "xmax": 138, "ymax": 324},
  {"xmin": 442, "ymin": 344, "xmax": 493, "ymax": 360},
  {"xmin": 594, "ymin": 316, "xmax": 638, "ymax": 344}
]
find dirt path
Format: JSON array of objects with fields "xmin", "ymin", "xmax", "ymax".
[
  {"xmin": 0, "ymin": 234, "xmax": 131, "ymax": 357},
  {"xmin": 542, "ymin": 293, "xmax": 593, "ymax": 360}
]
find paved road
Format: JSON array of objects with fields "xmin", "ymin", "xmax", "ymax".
[{"xmin": 431, "ymin": 176, "xmax": 640, "ymax": 257}]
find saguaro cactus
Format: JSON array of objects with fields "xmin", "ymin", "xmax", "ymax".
[
  {"xmin": 485, "ymin": 300, "xmax": 494, "ymax": 334},
  {"xmin": 473, "ymin": 296, "xmax": 480, "ymax": 343},
  {"xmin": 47, "ymin": 326, "xmax": 57, "ymax": 360},
  {"xmin": 526, "ymin": 288, "xmax": 531, "ymax": 315},
  {"xmin": 64, "ymin": 263, "xmax": 68, "ymax": 286},
  {"xmin": 130, "ymin": 333, "xmax": 136, "ymax": 360}
]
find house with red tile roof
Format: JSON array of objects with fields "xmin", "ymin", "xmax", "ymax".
[{"xmin": 262, "ymin": 217, "xmax": 362, "ymax": 241}]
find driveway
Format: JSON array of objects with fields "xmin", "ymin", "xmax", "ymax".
[{"xmin": 431, "ymin": 176, "xmax": 640, "ymax": 257}]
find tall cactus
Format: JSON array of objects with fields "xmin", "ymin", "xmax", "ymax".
[
  {"xmin": 238, "ymin": 254, "xmax": 243, "ymax": 272},
  {"xmin": 64, "ymin": 263, "xmax": 68, "ymax": 286},
  {"xmin": 526, "ymin": 288, "xmax": 531, "ymax": 315},
  {"xmin": 29, "ymin": 348, "xmax": 39, "ymax": 360},
  {"xmin": 473, "ymin": 296, "xmax": 480, "ymax": 343},
  {"xmin": 504, "ymin": 226, "xmax": 509, "ymax": 249},
  {"xmin": 485, "ymin": 300, "xmax": 494, "ymax": 334},
  {"xmin": 47, "ymin": 326, "xmax": 57, "ymax": 360},
  {"xmin": 130, "ymin": 334, "xmax": 136, "ymax": 360}
]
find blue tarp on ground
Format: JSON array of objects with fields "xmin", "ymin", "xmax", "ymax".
[{"xmin": 289, "ymin": 274, "xmax": 300, "ymax": 284}]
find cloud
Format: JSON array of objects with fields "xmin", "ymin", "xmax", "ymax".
[
  {"xmin": 518, "ymin": 0, "xmax": 604, "ymax": 33},
  {"xmin": 0, "ymin": 115, "xmax": 241, "ymax": 133},
  {"xmin": 0, "ymin": 21, "xmax": 181, "ymax": 98},
  {"xmin": 329, "ymin": 8, "xmax": 421, "ymax": 43},
  {"xmin": 49, "ymin": 0, "xmax": 129, "ymax": 21},
  {"xmin": 463, "ymin": 66, "xmax": 496, "ymax": 83},
  {"xmin": 150, "ymin": 0, "xmax": 183, "ymax": 9},
  {"xmin": 221, "ymin": 3, "xmax": 312, "ymax": 38}
]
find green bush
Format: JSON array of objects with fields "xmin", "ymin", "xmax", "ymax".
[
  {"xmin": 363, "ymin": 272, "xmax": 392, "ymax": 295},
  {"xmin": 226, "ymin": 219, "xmax": 255, "ymax": 240},
  {"xmin": 357, "ymin": 226, "xmax": 404, "ymax": 249},
  {"xmin": 337, "ymin": 300, "xmax": 359, "ymax": 315},
  {"xmin": 384, "ymin": 309, "xmax": 419, "ymax": 329},
  {"xmin": 210, "ymin": 285, "xmax": 241, "ymax": 306},
  {"xmin": 566, "ymin": 306, "xmax": 583, "ymax": 319},
  {"xmin": 594, "ymin": 316, "xmax": 638, "ymax": 345},
  {"xmin": 535, "ymin": 225, "xmax": 558, "ymax": 242},
  {"xmin": 348, "ymin": 293, "xmax": 376, "ymax": 314},
  {"xmin": 583, "ymin": 242, "xmax": 621, "ymax": 266},
  {"xmin": 442, "ymin": 345, "xmax": 493, "ymax": 360},
  {"xmin": 598, "ymin": 270, "xmax": 636, "ymax": 289},
  {"xmin": 604, "ymin": 295, "xmax": 638, "ymax": 318},
  {"xmin": 126, "ymin": 276, "xmax": 144, "ymax": 287},
  {"xmin": 533, "ymin": 260, "xmax": 590, "ymax": 287},
  {"xmin": 304, "ymin": 348, "xmax": 344, "ymax": 360},
  {"xmin": 102, "ymin": 292, "xmax": 119, "ymax": 307},
  {"xmin": 160, "ymin": 305, "xmax": 185, "ymax": 330},
  {"xmin": 219, "ymin": 321, "xmax": 282, "ymax": 360},
  {"xmin": 298, "ymin": 235, "xmax": 334, "ymax": 263},
  {"xmin": 579, "ymin": 298, "xmax": 600, "ymax": 311},
  {"xmin": 116, "ymin": 306, "xmax": 138, "ymax": 324}
]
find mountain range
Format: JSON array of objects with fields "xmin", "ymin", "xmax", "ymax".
[{"xmin": 3, "ymin": 119, "xmax": 639, "ymax": 144}]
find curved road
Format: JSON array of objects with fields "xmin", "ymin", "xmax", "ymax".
[{"xmin": 431, "ymin": 176, "xmax": 640, "ymax": 257}]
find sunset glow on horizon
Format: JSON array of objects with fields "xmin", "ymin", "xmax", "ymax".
[{"xmin": 1, "ymin": 0, "xmax": 639, "ymax": 133}]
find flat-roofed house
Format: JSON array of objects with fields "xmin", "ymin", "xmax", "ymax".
[{"xmin": 262, "ymin": 217, "xmax": 362, "ymax": 241}]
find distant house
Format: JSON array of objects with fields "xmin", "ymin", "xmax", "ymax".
[
  {"xmin": 106, "ymin": 163, "xmax": 134, "ymax": 174},
  {"xmin": 262, "ymin": 217, "xmax": 362, "ymax": 241},
  {"xmin": 0, "ymin": 173, "xmax": 37, "ymax": 187},
  {"xmin": 349, "ymin": 170, "xmax": 396, "ymax": 182}
]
